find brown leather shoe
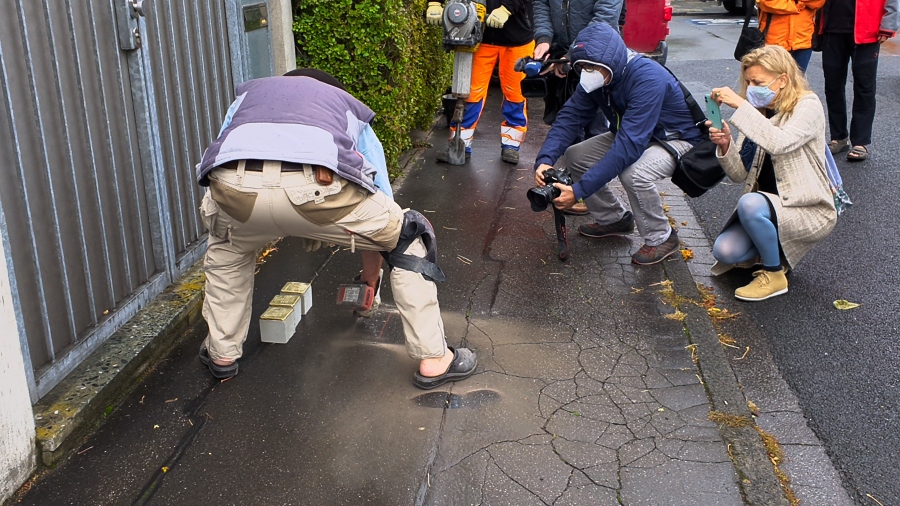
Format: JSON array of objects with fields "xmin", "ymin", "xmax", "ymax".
[
  {"xmin": 631, "ymin": 230, "xmax": 680, "ymax": 265},
  {"xmin": 563, "ymin": 202, "xmax": 589, "ymax": 216},
  {"xmin": 578, "ymin": 211, "xmax": 635, "ymax": 238}
]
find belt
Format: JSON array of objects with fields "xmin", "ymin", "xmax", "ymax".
[
  {"xmin": 213, "ymin": 160, "xmax": 338, "ymax": 188},
  {"xmin": 221, "ymin": 160, "xmax": 305, "ymax": 172}
]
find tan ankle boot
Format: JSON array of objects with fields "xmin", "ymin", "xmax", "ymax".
[
  {"xmin": 734, "ymin": 268, "xmax": 788, "ymax": 301},
  {"xmin": 563, "ymin": 202, "xmax": 589, "ymax": 216}
]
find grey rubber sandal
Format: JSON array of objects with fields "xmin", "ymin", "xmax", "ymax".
[
  {"xmin": 199, "ymin": 346, "xmax": 239, "ymax": 379},
  {"xmin": 413, "ymin": 347, "xmax": 477, "ymax": 390}
]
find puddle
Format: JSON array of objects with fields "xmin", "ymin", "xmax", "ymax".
[{"xmin": 413, "ymin": 389, "xmax": 501, "ymax": 409}]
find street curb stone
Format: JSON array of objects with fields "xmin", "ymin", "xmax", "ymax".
[
  {"xmin": 660, "ymin": 187, "xmax": 789, "ymax": 506},
  {"xmin": 32, "ymin": 265, "xmax": 206, "ymax": 467}
]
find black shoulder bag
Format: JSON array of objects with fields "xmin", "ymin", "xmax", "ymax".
[
  {"xmin": 653, "ymin": 73, "xmax": 726, "ymax": 198},
  {"xmin": 734, "ymin": 4, "xmax": 773, "ymax": 61}
]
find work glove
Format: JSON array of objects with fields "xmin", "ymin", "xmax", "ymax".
[
  {"xmin": 485, "ymin": 5, "xmax": 511, "ymax": 28},
  {"xmin": 425, "ymin": 2, "xmax": 443, "ymax": 25}
]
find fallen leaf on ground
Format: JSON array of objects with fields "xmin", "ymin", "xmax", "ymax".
[
  {"xmin": 747, "ymin": 400, "xmax": 760, "ymax": 416},
  {"xmin": 680, "ymin": 249, "xmax": 694, "ymax": 260},
  {"xmin": 708, "ymin": 307, "xmax": 739, "ymax": 320},
  {"xmin": 665, "ymin": 309, "xmax": 686, "ymax": 321},
  {"xmin": 833, "ymin": 299, "xmax": 860, "ymax": 310}
]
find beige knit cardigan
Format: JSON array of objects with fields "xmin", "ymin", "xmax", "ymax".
[{"xmin": 711, "ymin": 93, "xmax": 837, "ymax": 275}]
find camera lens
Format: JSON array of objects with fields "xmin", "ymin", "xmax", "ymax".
[{"xmin": 526, "ymin": 185, "xmax": 560, "ymax": 212}]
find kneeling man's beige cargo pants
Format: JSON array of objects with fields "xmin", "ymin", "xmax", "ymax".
[{"xmin": 200, "ymin": 161, "xmax": 446, "ymax": 362}]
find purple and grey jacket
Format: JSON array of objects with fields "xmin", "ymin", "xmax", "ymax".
[{"xmin": 196, "ymin": 76, "xmax": 377, "ymax": 191}]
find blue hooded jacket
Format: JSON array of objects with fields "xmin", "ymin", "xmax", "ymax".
[{"xmin": 534, "ymin": 23, "xmax": 703, "ymax": 201}]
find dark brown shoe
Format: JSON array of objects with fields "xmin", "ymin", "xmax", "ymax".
[
  {"xmin": 578, "ymin": 211, "xmax": 634, "ymax": 237},
  {"xmin": 631, "ymin": 231, "xmax": 680, "ymax": 265}
]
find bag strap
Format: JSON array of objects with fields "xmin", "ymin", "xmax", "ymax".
[
  {"xmin": 657, "ymin": 64, "xmax": 710, "ymax": 136},
  {"xmin": 742, "ymin": 3, "xmax": 773, "ymax": 36},
  {"xmin": 761, "ymin": 12, "xmax": 773, "ymax": 36},
  {"xmin": 653, "ymin": 134, "xmax": 682, "ymax": 160},
  {"xmin": 742, "ymin": 1, "xmax": 755, "ymax": 29}
]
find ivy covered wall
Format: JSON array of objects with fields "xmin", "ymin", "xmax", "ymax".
[{"xmin": 293, "ymin": 0, "xmax": 451, "ymax": 178}]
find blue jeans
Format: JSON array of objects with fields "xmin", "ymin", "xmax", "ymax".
[{"xmin": 791, "ymin": 49, "xmax": 813, "ymax": 73}]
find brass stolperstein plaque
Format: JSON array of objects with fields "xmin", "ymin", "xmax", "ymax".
[
  {"xmin": 281, "ymin": 282, "xmax": 310, "ymax": 295},
  {"xmin": 260, "ymin": 306, "xmax": 292, "ymax": 321},
  {"xmin": 270, "ymin": 294, "xmax": 301, "ymax": 307}
]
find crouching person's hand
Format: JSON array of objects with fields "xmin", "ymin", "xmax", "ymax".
[
  {"xmin": 535, "ymin": 164, "xmax": 552, "ymax": 186},
  {"xmin": 552, "ymin": 183, "xmax": 576, "ymax": 209},
  {"xmin": 707, "ymin": 120, "xmax": 732, "ymax": 155}
]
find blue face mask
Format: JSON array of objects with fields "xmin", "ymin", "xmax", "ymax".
[{"xmin": 746, "ymin": 79, "xmax": 778, "ymax": 108}]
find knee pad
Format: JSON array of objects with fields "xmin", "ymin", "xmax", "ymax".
[{"xmin": 381, "ymin": 210, "xmax": 446, "ymax": 283}]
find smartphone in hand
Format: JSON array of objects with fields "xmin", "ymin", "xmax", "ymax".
[{"xmin": 705, "ymin": 94, "xmax": 723, "ymax": 129}]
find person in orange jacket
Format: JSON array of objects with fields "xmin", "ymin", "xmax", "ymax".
[
  {"xmin": 757, "ymin": 0, "xmax": 826, "ymax": 72},
  {"xmin": 427, "ymin": 0, "xmax": 535, "ymax": 165},
  {"xmin": 820, "ymin": 0, "xmax": 898, "ymax": 161}
]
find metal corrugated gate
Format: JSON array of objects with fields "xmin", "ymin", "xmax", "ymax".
[{"xmin": 0, "ymin": 0, "xmax": 239, "ymax": 401}]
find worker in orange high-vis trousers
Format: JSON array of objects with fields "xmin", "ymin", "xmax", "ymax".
[{"xmin": 427, "ymin": 0, "xmax": 535, "ymax": 164}]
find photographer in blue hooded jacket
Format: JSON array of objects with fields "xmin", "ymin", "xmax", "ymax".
[
  {"xmin": 532, "ymin": 0, "xmax": 623, "ymax": 127},
  {"xmin": 534, "ymin": 23, "xmax": 703, "ymax": 265}
]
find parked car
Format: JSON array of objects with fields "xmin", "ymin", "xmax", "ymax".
[
  {"xmin": 720, "ymin": 0, "xmax": 751, "ymax": 15},
  {"xmin": 622, "ymin": 0, "xmax": 673, "ymax": 65}
]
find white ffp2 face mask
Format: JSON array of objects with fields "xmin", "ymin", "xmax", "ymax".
[{"xmin": 579, "ymin": 69, "xmax": 607, "ymax": 93}]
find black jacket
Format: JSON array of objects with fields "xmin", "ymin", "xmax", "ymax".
[{"xmin": 481, "ymin": 0, "xmax": 535, "ymax": 47}]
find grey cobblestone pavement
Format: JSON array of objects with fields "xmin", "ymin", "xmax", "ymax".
[{"xmin": 399, "ymin": 101, "xmax": 750, "ymax": 504}]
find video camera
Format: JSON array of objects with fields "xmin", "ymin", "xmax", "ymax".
[
  {"xmin": 515, "ymin": 56, "xmax": 572, "ymax": 98},
  {"xmin": 514, "ymin": 56, "xmax": 571, "ymax": 77}
]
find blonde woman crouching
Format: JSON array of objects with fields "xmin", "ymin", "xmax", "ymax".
[{"xmin": 708, "ymin": 45, "xmax": 837, "ymax": 301}]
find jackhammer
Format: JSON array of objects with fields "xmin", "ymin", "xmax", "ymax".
[{"xmin": 426, "ymin": 0, "xmax": 486, "ymax": 165}]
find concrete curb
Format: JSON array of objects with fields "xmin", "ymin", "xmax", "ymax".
[
  {"xmin": 660, "ymin": 187, "xmax": 789, "ymax": 506},
  {"xmin": 32, "ymin": 264, "xmax": 206, "ymax": 467}
]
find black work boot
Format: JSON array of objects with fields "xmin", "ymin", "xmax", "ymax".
[{"xmin": 500, "ymin": 147, "xmax": 519, "ymax": 164}]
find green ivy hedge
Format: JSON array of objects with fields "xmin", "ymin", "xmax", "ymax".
[{"xmin": 293, "ymin": 0, "xmax": 451, "ymax": 178}]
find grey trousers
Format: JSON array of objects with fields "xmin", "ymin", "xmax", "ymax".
[{"xmin": 565, "ymin": 132, "xmax": 692, "ymax": 246}]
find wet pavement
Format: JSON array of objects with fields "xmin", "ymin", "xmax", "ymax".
[{"xmin": 17, "ymin": 94, "xmax": 749, "ymax": 505}]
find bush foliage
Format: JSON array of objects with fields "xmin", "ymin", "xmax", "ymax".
[{"xmin": 293, "ymin": 0, "xmax": 451, "ymax": 177}]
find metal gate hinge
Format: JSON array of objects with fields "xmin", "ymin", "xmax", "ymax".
[
  {"xmin": 116, "ymin": 0, "xmax": 143, "ymax": 50},
  {"xmin": 131, "ymin": 0, "xmax": 145, "ymax": 18}
]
